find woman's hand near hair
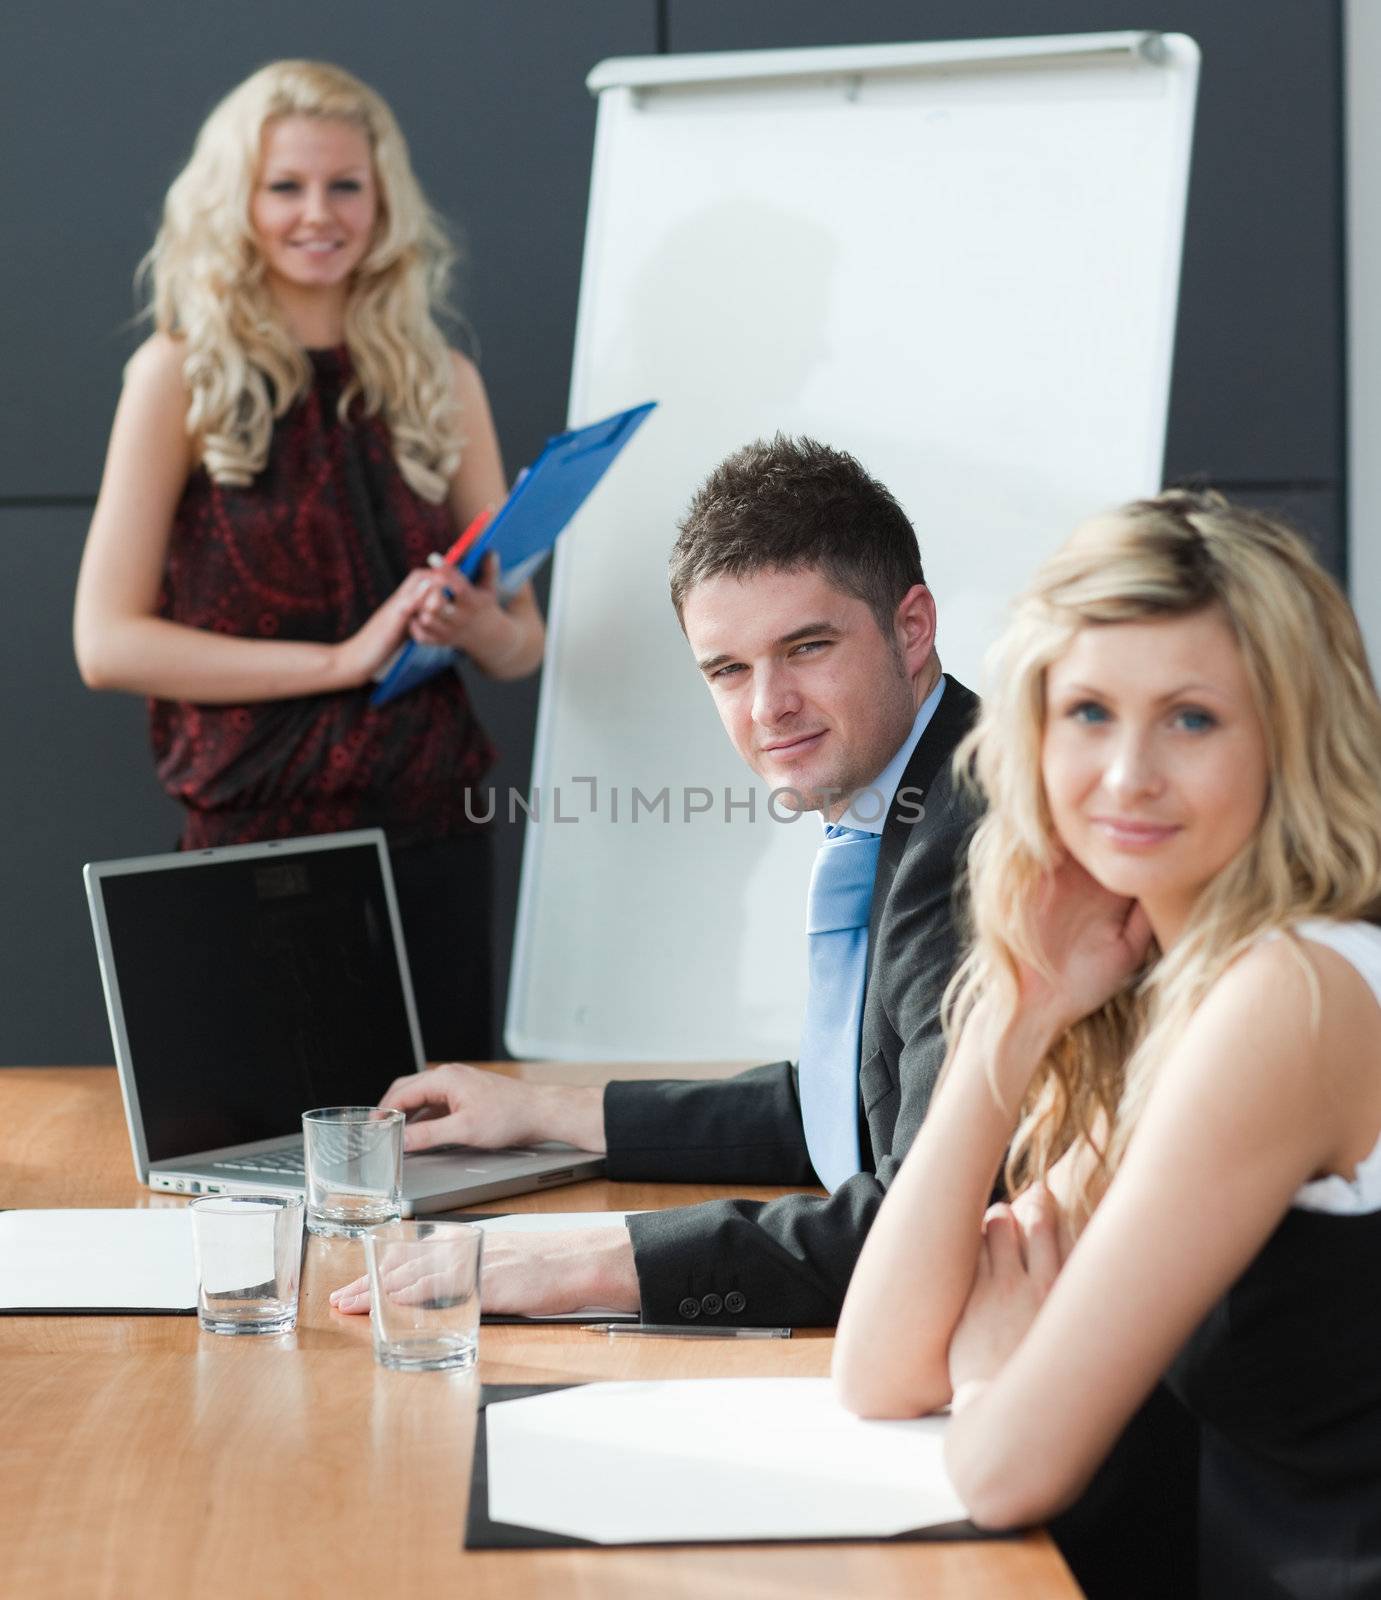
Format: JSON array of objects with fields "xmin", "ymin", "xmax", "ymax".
[
  {"xmin": 1017, "ymin": 851, "xmax": 1153, "ymax": 1040},
  {"xmin": 834, "ymin": 854, "xmax": 1142, "ymax": 1423},
  {"xmin": 75, "ymin": 333, "xmax": 432, "ymax": 703}
]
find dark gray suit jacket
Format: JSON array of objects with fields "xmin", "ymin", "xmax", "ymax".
[{"xmin": 603, "ymin": 675, "xmax": 981, "ymax": 1327}]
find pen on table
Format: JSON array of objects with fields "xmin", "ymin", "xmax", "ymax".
[
  {"xmin": 427, "ymin": 506, "xmax": 494, "ymax": 597},
  {"xmin": 582, "ymin": 1323, "xmax": 792, "ymax": 1339}
]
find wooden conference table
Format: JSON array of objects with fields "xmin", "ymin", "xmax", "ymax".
[{"xmin": 0, "ymin": 1065, "xmax": 1081, "ymax": 1600}]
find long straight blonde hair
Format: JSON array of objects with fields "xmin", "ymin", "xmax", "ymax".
[
  {"xmin": 950, "ymin": 492, "xmax": 1381, "ymax": 1211},
  {"xmin": 142, "ymin": 59, "xmax": 460, "ymax": 501}
]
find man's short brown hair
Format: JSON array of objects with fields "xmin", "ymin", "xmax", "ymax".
[{"xmin": 669, "ymin": 434, "xmax": 925, "ymax": 633}]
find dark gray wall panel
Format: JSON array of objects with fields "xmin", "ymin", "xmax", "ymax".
[
  {"xmin": 464, "ymin": 620, "xmax": 547, "ymax": 1067},
  {"xmin": 1, "ymin": 507, "xmax": 184, "ymax": 1065},
  {"xmin": 1, "ymin": 0, "xmax": 656, "ymax": 497},
  {"xmin": 0, "ymin": 509, "xmax": 551, "ymax": 1066},
  {"xmin": 1229, "ymin": 486, "xmax": 1343, "ymax": 577},
  {"xmin": 666, "ymin": 0, "xmax": 1344, "ymax": 490},
  {"xmin": 0, "ymin": 4, "xmax": 657, "ymax": 1064},
  {"xmin": 0, "ymin": 1, "xmax": 1347, "ymax": 1065}
]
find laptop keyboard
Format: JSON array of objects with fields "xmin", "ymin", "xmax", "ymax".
[{"xmin": 212, "ymin": 1147, "xmax": 306, "ymax": 1177}]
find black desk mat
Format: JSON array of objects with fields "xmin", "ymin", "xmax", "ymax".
[{"xmin": 465, "ymin": 1382, "xmax": 997, "ymax": 1551}]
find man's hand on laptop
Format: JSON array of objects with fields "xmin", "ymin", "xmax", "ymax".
[
  {"xmin": 379, "ymin": 1063, "xmax": 607, "ymax": 1154},
  {"xmin": 329, "ymin": 1227, "xmax": 639, "ymax": 1317}
]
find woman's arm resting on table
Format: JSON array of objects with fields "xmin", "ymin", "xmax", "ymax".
[
  {"xmin": 944, "ymin": 937, "xmax": 1380, "ymax": 1528},
  {"xmin": 832, "ymin": 1004, "xmax": 1058, "ymax": 1418},
  {"xmin": 73, "ymin": 333, "xmax": 433, "ymax": 703},
  {"xmin": 834, "ymin": 854, "xmax": 1151, "ymax": 1418}
]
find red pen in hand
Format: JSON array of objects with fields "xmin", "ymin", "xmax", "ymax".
[{"xmin": 427, "ymin": 506, "xmax": 494, "ymax": 601}]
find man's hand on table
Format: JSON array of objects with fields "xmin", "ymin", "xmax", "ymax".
[
  {"xmin": 380, "ymin": 1062, "xmax": 607, "ymax": 1154},
  {"xmin": 330, "ymin": 1066, "xmax": 633, "ymax": 1316},
  {"xmin": 329, "ymin": 1227, "xmax": 640, "ymax": 1317}
]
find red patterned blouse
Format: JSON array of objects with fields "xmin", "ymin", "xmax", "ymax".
[{"xmin": 150, "ymin": 347, "xmax": 496, "ymax": 849}]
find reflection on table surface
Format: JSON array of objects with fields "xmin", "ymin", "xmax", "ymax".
[{"xmin": 0, "ymin": 1066, "xmax": 1082, "ymax": 1599}]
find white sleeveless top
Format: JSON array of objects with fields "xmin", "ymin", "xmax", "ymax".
[{"xmin": 1282, "ymin": 921, "xmax": 1381, "ymax": 1215}]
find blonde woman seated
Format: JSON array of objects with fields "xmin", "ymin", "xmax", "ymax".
[
  {"xmin": 835, "ymin": 492, "xmax": 1381, "ymax": 1599},
  {"xmin": 74, "ymin": 61, "xmax": 543, "ymax": 1058}
]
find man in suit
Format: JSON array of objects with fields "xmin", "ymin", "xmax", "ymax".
[{"xmin": 332, "ymin": 434, "xmax": 980, "ymax": 1325}]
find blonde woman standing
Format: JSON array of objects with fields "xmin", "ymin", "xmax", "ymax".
[
  {"xmin": 835, "ymin": 493, "xmax": 1381, "ymax": 1598},
  {"xmin": 75, "ymin": 61, "xmax": 543, "ymax": 1057}
]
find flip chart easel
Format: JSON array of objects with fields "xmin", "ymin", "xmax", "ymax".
[{"xmin": 508, "ymin": 32, "xmax": 1199, "ymax": 1061}]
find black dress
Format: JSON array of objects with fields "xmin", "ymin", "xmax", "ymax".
[
  {"xmin": 1160, "ymin": 920, "xmax": 1381, "ymax": 1598},
  {"xmin": 1166, "ymin": 1206, "xmax": 1381, "ymax": 1599},
  {"xmin": 151, "ymin": 347, "xmax": 498, "ymax": 1057}
]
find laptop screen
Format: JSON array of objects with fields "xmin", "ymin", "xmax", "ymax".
[{"xmin": 92, "ymin": 837, "xmax": 423, "ymax": 1164}]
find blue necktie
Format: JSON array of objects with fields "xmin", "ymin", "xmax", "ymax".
[{"xmin": 798, "ymin": 824, "xmax": 883, "ymax": 1192}]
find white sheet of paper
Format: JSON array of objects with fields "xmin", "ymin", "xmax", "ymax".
[
  {"xmin": 0, "ymin": 1209, "xmax": 196, "ymax": 1311},
  {"xmin": 486, "ymin": 1378, "xmax": 967, "ymax": 1543},
  {"xmin": 475, "ymin": 1212, "xmax": 639, "ymax": 1320}
]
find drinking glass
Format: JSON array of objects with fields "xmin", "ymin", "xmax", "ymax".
[
  {"xmin": 363, "ymin": 1220, "xmax": 482, "ymax": 1371},
  {"xmin": 302, "ymin": 1106, "xmax": 404, "ymax": 1238},
  {"xmin": 189, "ymin": 1193, "xmax": 303, "ymax": 1335}
]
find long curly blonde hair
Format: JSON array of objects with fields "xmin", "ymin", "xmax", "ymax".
[
  {"xmin": 142, "ymin": 59, "xmax": 461, "ymax": 501},
  {"xmin": 949, "ymin": 491, "xmax": 1381, "ymax": 1213}
]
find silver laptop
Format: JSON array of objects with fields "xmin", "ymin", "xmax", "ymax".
[{"xmin": 83, "ymin": 829, "xmax": 604, "ymax": 1209}]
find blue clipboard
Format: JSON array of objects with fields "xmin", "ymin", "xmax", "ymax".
[{"xmin": 370, "ymin": 400, "xmax": 657, "ymax": 706}]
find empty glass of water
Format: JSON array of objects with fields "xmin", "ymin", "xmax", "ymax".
[
  {"xmin": 302, "ymin": 1106, "xmax": 404, "ymax": 1238},
  {"xmin": 189, "ymin": 1193, "xmax": 304, "ymax": 1335},
  {"xmin": 363, "ymin": 1220, "xmax": 482, "ymax": 1371}
]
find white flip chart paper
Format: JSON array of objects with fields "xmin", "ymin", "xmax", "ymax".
[{"xmin": 509, "ymin": 32, "xmax": 1200, "ymax": 1063}]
